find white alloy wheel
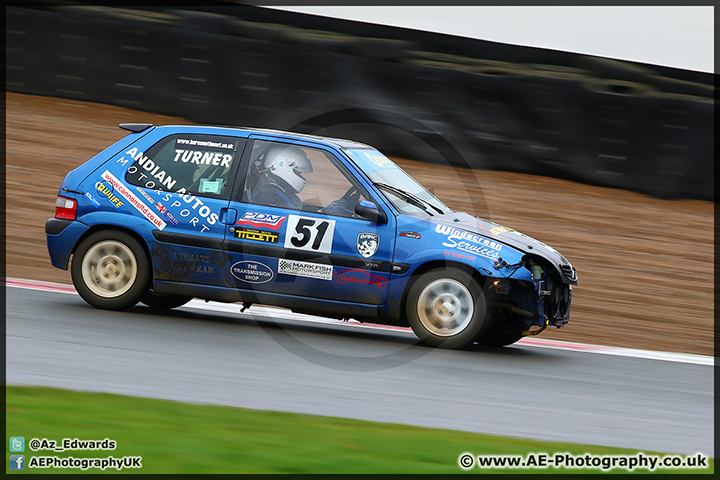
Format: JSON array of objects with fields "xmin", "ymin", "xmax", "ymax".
[
  {"xmin": 81, "ymin": 240, "xmax": 138, "ymax": 298},
  {"xmin": 416, "ymin": 278, "xmax": 474, "ymax": 336},
  {"xmin": 406, "ymin": 268, "xmax": 488, "ymax": 348}
]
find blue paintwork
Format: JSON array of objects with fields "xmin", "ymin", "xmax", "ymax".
[
  {"xmin": 46, "ymin": 124, "xmax": 577, "ymax": 330},
  {"xmin": 46, "ymin": 221, "xmax": 90, "ymax": 269}
]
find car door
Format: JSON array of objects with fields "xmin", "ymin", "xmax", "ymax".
[
  {"xmin": 113, "ymin": 129, "xmax": 246, "ymax": 286},
  {"xmin": 223, "ymin": 136, "xmax": 396, "ymax": 305}
]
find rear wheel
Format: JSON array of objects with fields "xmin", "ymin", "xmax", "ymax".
[
  {"xmin": 141, "ymin": 291, "xmax": 193, "ymax": 310},
  {"xmin": 406, "ymin": 268, "xmax": 488, "ymax": 348},
  {"xmin": 71, "ymin": 230, "xmax": 149, "ymax": 310}
]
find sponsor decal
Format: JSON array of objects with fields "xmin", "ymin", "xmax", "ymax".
[
  {"xmin": 136, "ymin": 187, "xmax": 155, "ymax": 204},
  {"xmin": 100, "ymin": 170, "xmax": 166, "ymax": 230},
  {"xmin": 173, "ymin": 149, "xmax": 233, "ymax": 167},
  {"xmin": 170, "ymin": 252, "xmax": 210, "ymax": 262},
  {"xmin": 85, "ymin": 192, "xmax": 100, "ymax": 208},
  {"xmin": 230, "ymin": 261, "xmax": 274, "ymax": 284},
  {"xmin": 155, "ymin": 202, "xmax": 179, "ymax": 226},
  {"xmin": 436, "ymin": 225, "xmax": 502, "ymax": 250},
  {"xmin": 159, "ymin": 191, "xmax": 219, "ymax": 234},
  {"xmin": 490, "ymin": 225, "xmax": 513, "ymax": 235},
  {"xmin": 368, "ymin": 154, "xmax": 394, "ymax": 168},
  {"xmin": 278, "ymin": 259, "xmax": 333, "ymax": 281},
  {"xmin": 284, "ymin": 215, "xmax": 335, "ymax": 254},
  {"xmin": 169, "ymin": 251, "xmax": 214, "ymax": 273},
  {"xmin": 120, "ymin": 145, "xmax": 225, "ymax": 233},
  {"xmin": 400, "ymin": 231, "xmax": 421, "ymax": 239},
  {"xmin": 176, "ymin": 138, "xmax": 234, "ymax": 150},
  {"xmin": 236, "ymin": 212, "xmax": 287, "ymax": 231},
  {"xmin": 234, "ymin": 227, "xmax": 279, "ymax": 244},
  {"xmin": 122, "ymin": 147, "xmax": 177, "ymax": 190},
  {"xmin": 443, "ymin": 251, "xmax": 476, "ymax": 261},
  {"xmin": 357, "ymin": 232, "xmax": 380, "ymax": 258},
  {"xmin": 435, "ymin": 224, "xmax": 501, "ymax": 259},
  {"xmin": 95, "ymin": 181, "xmax": 124, "ymax": 209},
  {"xmin": 334, "ymin": 268, "xmax": 388, "ymax": 289}
]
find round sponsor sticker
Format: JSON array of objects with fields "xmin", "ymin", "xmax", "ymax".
[{"xmin": 230, "ymin": 261, "xmax": 274, "ymax": 284}]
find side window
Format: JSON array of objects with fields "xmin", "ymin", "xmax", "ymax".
[
  {"xmin": 241, "ymin": 140, "xmax": 369, "ymax": 218},
  {"xmin": 125, "ymin": 134, "xmax": 241, "ymax": 199}
]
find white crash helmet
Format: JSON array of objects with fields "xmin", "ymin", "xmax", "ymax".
[{"xmin": 264, "ymin": 146, "xmax": 313, "ymax": 193}]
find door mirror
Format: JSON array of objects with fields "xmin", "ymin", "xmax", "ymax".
[{"xmin": 354, "ymin": 200, "xmax": 387, "ymax": 224}]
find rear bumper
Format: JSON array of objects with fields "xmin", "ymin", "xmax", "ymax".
[
  {"xmin": 45, "ymin": 218, "xmax": 73, "ymax": 235},
  {"xmin": 45, "ymin": 218, "xmax": 90, "ymax": 270}
]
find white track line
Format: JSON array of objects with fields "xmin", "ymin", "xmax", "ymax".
[{"xmin": 6, "ymin": 277, "xmax": 713, "ymax": 366}]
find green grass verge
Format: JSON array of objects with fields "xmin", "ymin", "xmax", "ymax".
[{"xmin": 5, "ymin": 386, "xmax": 713, "ymax": 474}]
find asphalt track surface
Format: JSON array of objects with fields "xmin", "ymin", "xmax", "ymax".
[{"xmin": 6, "ymin": 286, "xmax": 713, "ymax": 456}]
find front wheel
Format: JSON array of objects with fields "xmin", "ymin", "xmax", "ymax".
[
  {"xmin": 406, "ymin": 268, "xmax": 488, "ymax": 348},
  {"xmin": 71, "ymin": 230, "xmax": 149, "ymax": 310}
]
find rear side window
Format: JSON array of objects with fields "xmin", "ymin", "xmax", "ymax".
[{"xmin": 125, "ymin": 134, "xmax": 243, "ymax": 199}]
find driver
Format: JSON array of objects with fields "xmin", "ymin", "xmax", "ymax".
[
  {"xmin": 252, "ymin": 146, "xmax": 312, "ymax": 209},
  {"xmin": 252, "ymin": 145, "xmax": 361, "ymax": 215}
]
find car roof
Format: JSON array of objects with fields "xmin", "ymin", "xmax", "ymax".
[{"xmin": 154, "ymin": 124, "xmax": 373, "ymax": 150}]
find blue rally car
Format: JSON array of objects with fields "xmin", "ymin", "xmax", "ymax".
[{"xmin": 46, "ymin": 124, "xmax": 577, "ymax": 348}]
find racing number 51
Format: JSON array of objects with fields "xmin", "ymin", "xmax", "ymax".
[
  {"xmin": 285, "ymin": 215, "xmax": 336, "ymax": 254},
  {"xmin": 292, "ymin": 218, "xmax": 329, "ymax": 250}
]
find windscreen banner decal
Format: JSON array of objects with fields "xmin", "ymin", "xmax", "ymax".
[
  {"xmin": 101, "ymin": 170, "xmax": 167, "ymax": 230},
  {"xmin": 345, "ymin": 149, "xmax": 399, "ymax": 174}
]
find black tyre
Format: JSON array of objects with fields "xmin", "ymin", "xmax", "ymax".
[
  {"xmin": 141, "ymin": 291, "xmax": 193, "ymax": 310},
  {"xmin": 70, "ymin": 230, "xmax": 149, "ymax": 310},
  {"xmin": 406, "ymin": 268, "xmax": 488, "ymax": 348},
  {"xmin": 477, "ymin": 316, "xmax": 526, "ymax": 347}
]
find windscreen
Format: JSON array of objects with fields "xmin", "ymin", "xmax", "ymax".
[{"xmin": 344, "ymin": 148, "xmax": 450, "ymax": 217}]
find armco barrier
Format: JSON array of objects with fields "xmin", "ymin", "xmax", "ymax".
[{"xmin": 5, "ymin": 3, "xmax": 713, "ymax": 200}]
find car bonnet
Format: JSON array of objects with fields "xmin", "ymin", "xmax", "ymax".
[{"xmin": 433, "ymin": 211, "xmax": 578, "ymax": 285}]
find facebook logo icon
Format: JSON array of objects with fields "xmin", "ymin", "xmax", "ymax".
[{"xmin": 9, "ymin": 455, "xmax": 25, "ymax": 470}]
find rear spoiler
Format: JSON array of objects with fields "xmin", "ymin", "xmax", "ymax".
[{"xmin": 119, "ymin": 123, "xmax": 153, "ymax": 133}]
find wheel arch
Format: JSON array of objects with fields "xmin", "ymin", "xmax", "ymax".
[
  {"xmin": 71, "ymin": 225, "xmax": 155, "ymax": 279},
  {"xmin": 398, "ymin": 259, "xmax": 490, "ymax": 327}
]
